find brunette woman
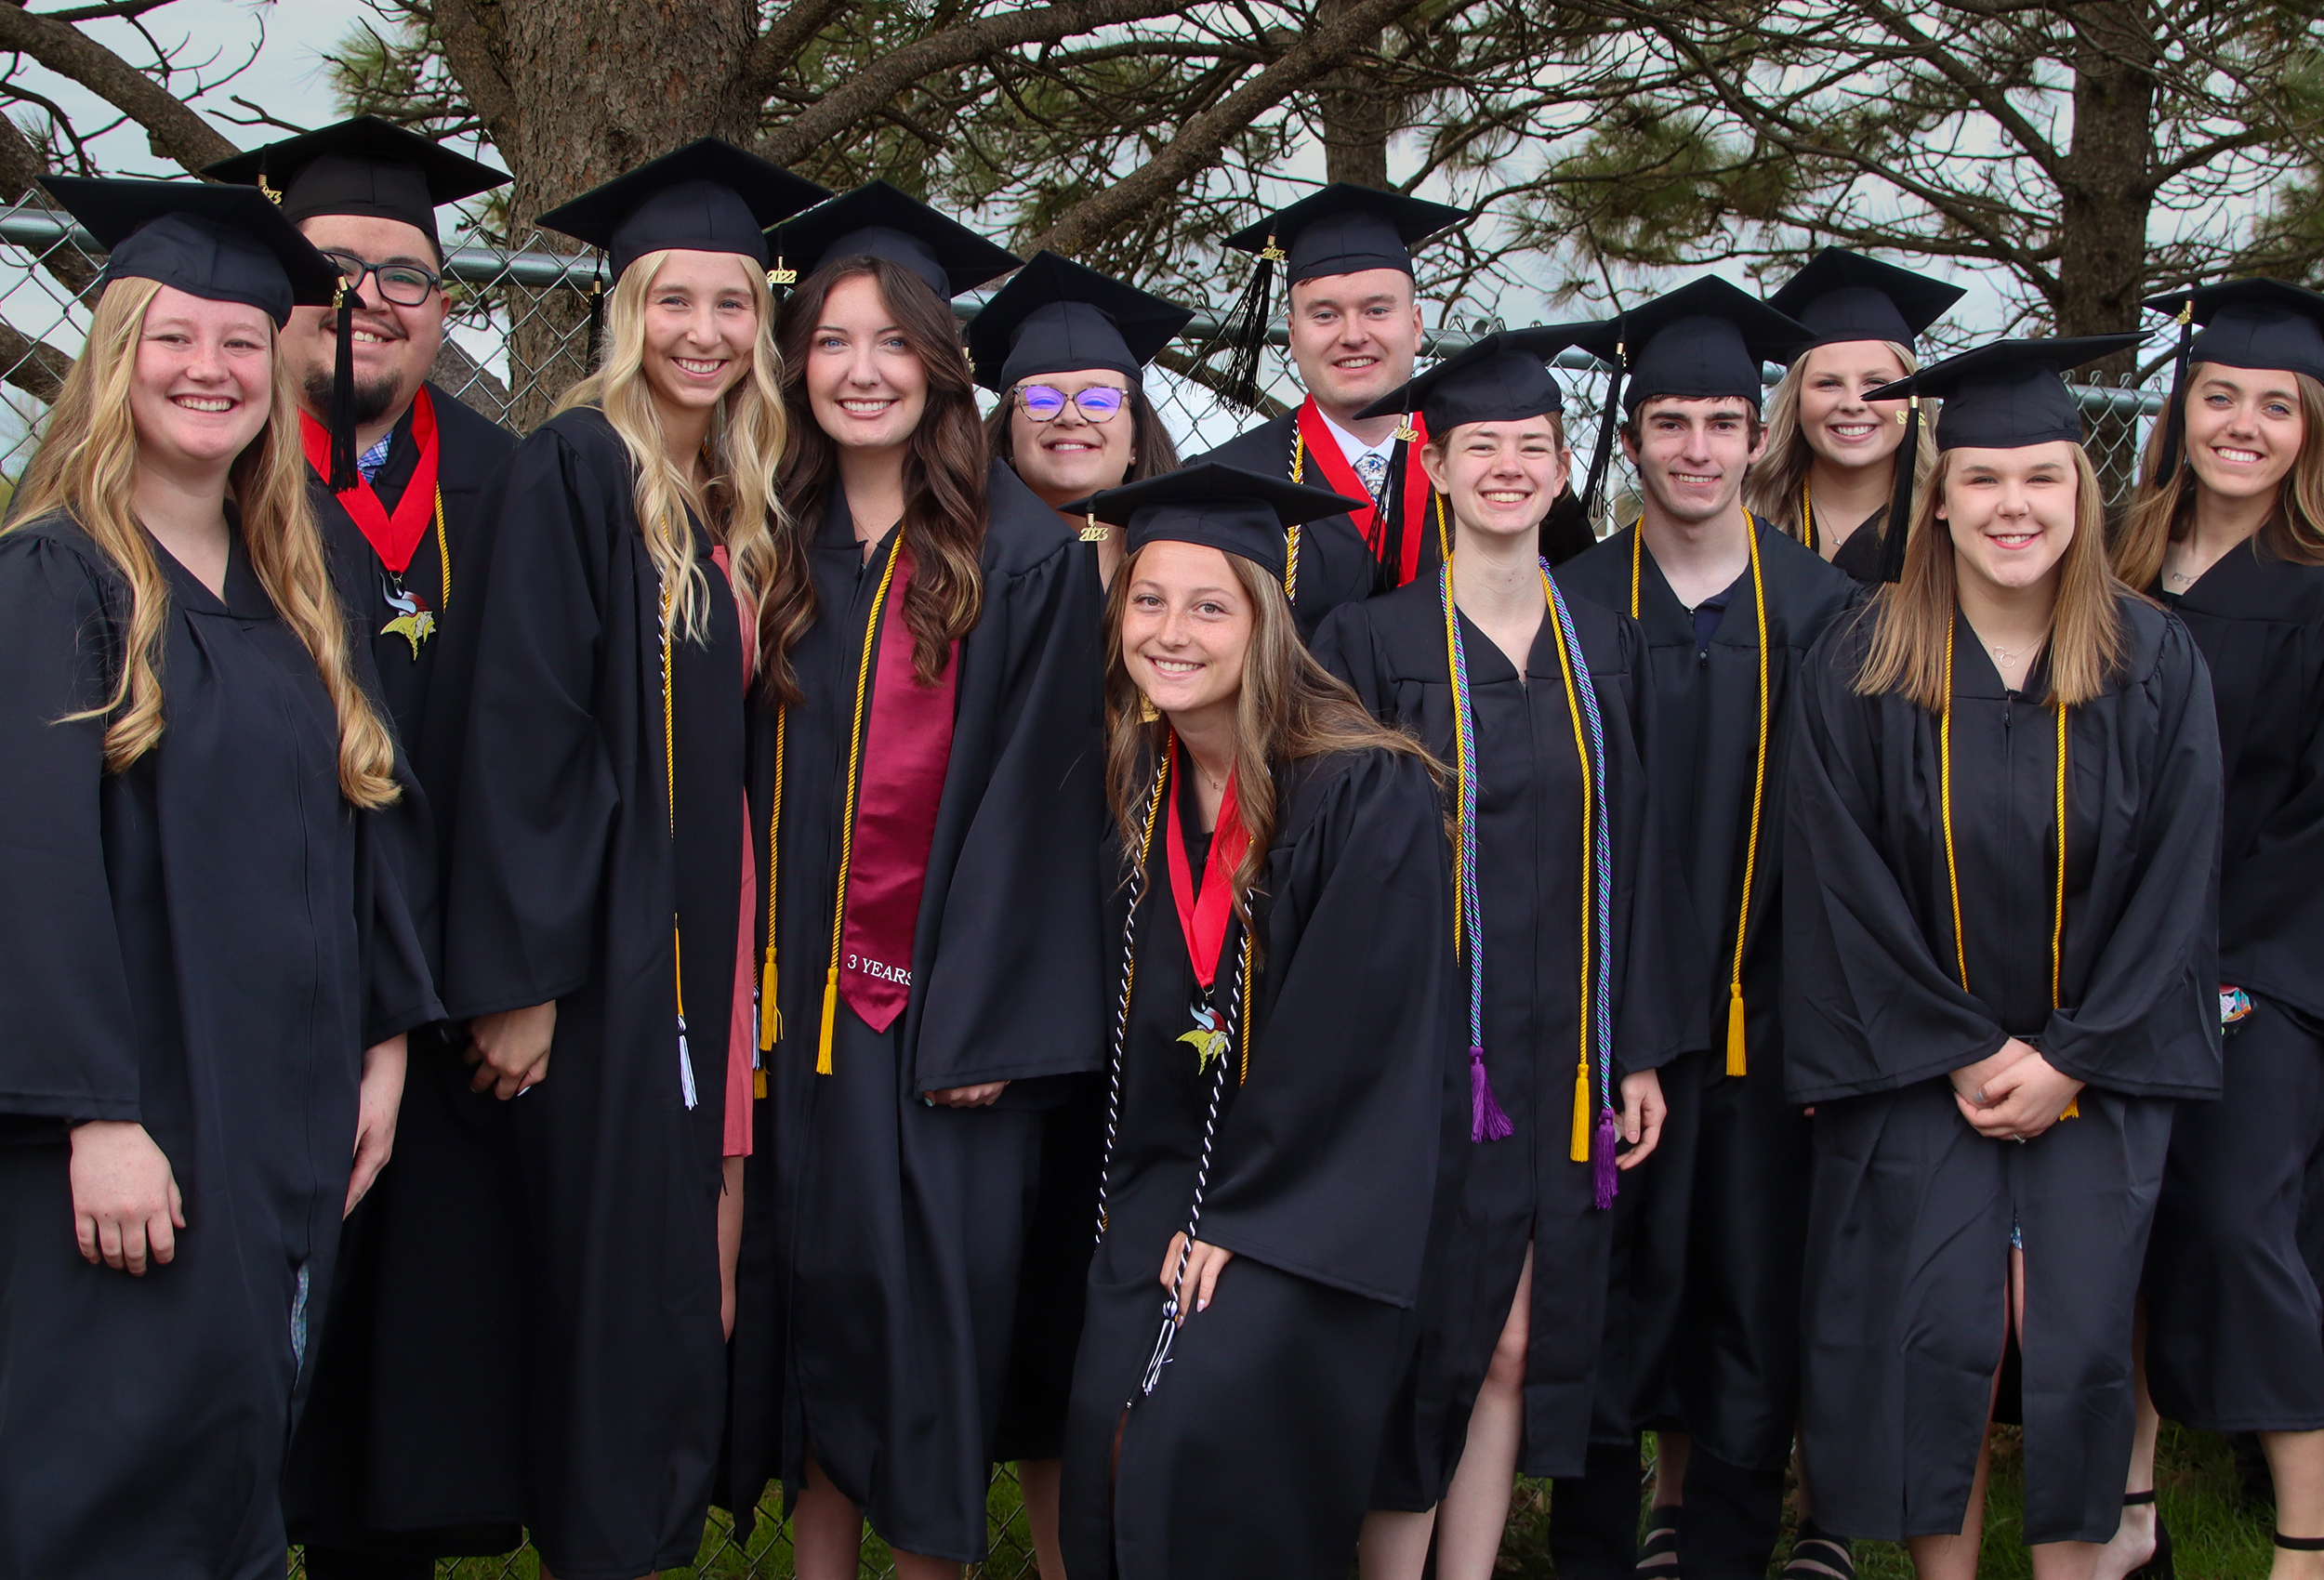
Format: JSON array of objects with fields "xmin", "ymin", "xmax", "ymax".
[
  {"xmin": 2115, "ymin": 279, "xmax": 2324, "ymax": 1580},
  {"xmin": 1315, "ymin": 333, "xmax": 1691, "ymax": 1580},
  {"xmin": 725, "ymin": 183, "xmax": 1106, "ymax": 1580},
  {"xmin": 0, "ymin": 178, "xmax": 435, "ymax": 1579},
  {"xmin": 1785, "ymin": 336, "xmax": 2223, "ymax": 1580},
  {"xmin": 1750, "ymin": 248, "xmax": 1958, "ymax": 582},
  {"xmin": 1058, "ymin": 462, "xmax": 1454, "ymax": 1580},
  {"xmin": 421, "ymin": 140, "xmax": 824, "ymax": 1580}
]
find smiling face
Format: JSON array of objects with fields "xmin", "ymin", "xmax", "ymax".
[
  {"xmin": 1422, "ymin": 415, "xmax": 1568, "ymax": 548},
  {"xmin": 1796, "ymin": 340, "xmax": 1909, "ymax": 471},
  {"xmin": 1939, "ymin": 441, "xmax": 2081, "ymax": 596},
  {"xmin": 1286, "ymin": 269, "xmax": 1423, "ymax": 419},
  {"xmin": 1008, "ymin": 369, "xmax": 1135, "ymax": 507},
  {"xmin": 285, "ymin": 213, "xmax": 445, "ymax": 431},
  {"xmin": 130, "ymin": 285, "xmax": 274, "ymax": 474},
  {"xmin": 2183, "ymin": 362, "xmax": 2305, "ymax": 507},
  {"xmin": 804, "ymin": 271, "xmax": 930, "ymax": 453},
  {"xmin": 1624, "ymin": 395, "xmax": 1766, "ymax": 527},
  {"xmin": 637, "ymin": 249, "xmax": 760, "ymax": 421},
  {"xmin": 1119, "ymin": 539, "xmax": 1252, "ymax": 731}
]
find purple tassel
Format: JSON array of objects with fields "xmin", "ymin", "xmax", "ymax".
[
  {"xmin": 1592, "ymin": 1106, "xmax": 1620, "ymax": 1208},
  {"xmin": 1470, "ymin": 1046, "xmax": 1513, "ymax": 1142}
]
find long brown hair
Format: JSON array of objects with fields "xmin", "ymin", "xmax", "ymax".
[
  {"xmin": 762, "ymin": 257, "xmax": 987, "ymax": 704},
  {"xmin": 984, "ymin": 377, "xmax": 1180, "ymax": 485},
  {"xmin": 553, "ymin": 248, "xmax": 787, "ymax": 641},
  {"xmin": 7, "ymin": 276, "xmax": 398, "ymax": 807},
  {"xmin": 2113, "ymin": 366, "xmax": 2324, "ymax": 589},
  {"xmin": 1855, "ymin": 444, "xmax": 2125, "ymax": 709},
  {"xmin": 1103, "ymin": 545, "xmax": 1432, "ymax": 921},
  {"xmin": 1746, "ymin": 340, "xmax": 1938, "ymax": 541}
]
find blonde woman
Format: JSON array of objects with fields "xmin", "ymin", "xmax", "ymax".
[
  {"xmin": 420, "ymin": 141, "xmax": 824, "ymax": 1580},
  {"xmin": 1786, "ymin": 336, "xmax": 2222, "ymax": 1580},
  {"xmin": 1751, "ymin": 248, "xmax": 1959, "ymax": 582},
  {"xmin": 0, "ymin": 179, "xmax": 436, "ymax": 1578},
  {"xmin": 2117, "ymin": 280, "xmax": 2324, "ymax": 1580}
]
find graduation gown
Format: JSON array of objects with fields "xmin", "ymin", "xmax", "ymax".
[
  {"xmin": 723, "ymin": 460, "xmax": 1104, "ymax": 1563},
  {"xmin": 416, "ymin": 406, "xmax": 746, "ymax": 1580},
  {"xmin": 1785, "ymin": 596, "xmax": 2222, "ymax": 1546},
  {"xmin": 0, "ymin": 514, "xmax": 438, "ymax": 1580},
  {"xmin": 2144, "ymin": 541, "xmax": 2324, "ymax": 1431},
  {"xmin": 1060, "ymin": 745, "xmax": 1454, "ymax": 1580},
  {"xmin": 1191, "ymin": 408, "xmax": 1431, "ymax": 639},
  {"xmin": 1555, "ymin": 519, "xmax": 1851, "ymax": 1469},
  {"xmin": 284, "ymin": 386, "xmax": 528, "ymax": 1564},
  {"xmin": 1314, "ymin": 573, "xmax": 1695, "ymax": 1501}
]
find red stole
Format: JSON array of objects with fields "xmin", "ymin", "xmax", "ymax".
[
  {"xmin": 1293, "ymin": 396, "xmax": 1432, "ymax": 587},
  {"xmin": 838, "ymin": 549, "xmax": 957, "ymax": 1031},
  {"xmin": 1164, "ymin": 747, "xmax": 1250, "ymax": 994},
  {"xmin": 301, "ymin": 387, "xmax": 440, "ymax": 577}
]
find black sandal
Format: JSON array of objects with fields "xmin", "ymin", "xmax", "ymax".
[
  {"xmin": 1636, "ymin": 1506, "xmax": 1682, "ymax": 1577},
  {"xmin": 2277, "ymin": 1533, "xmax": 2324, "ymax": 1552},
  {"xmin": 2124, "ymin": 1490, "xmax": 2174, "ymax": 1580},
  {"xmin": 1780, "ymin": 1518, "xmax": 1855, "ymax": 1580}
]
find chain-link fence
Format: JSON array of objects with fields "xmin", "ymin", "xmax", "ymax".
[{"xmin": 0, "ymin": 197, "xmax": 2163, "ymax": 1578}]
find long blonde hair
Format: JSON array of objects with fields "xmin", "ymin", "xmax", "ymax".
[
  {"xmin": 6, "ymin": 276, "xmax": 397, "ymax": 807},
  {"xmin": 2113, "ymin": 367, "xmax": 2324, "ymax": 589},
  {"xmin": 554, "ymin": 248, "xmax": 786, "ymax": 639},
  {"xmin": 1102, "ymin": 546, "xmax": 1432, "ymax": 924},
  {"xmin": 1855, "ymin": 444, "xmax": 2125, "ymax": 709},
  {"xmin": 1747, "ymin": 340, "xmax": 1937, "ymax": 540}
]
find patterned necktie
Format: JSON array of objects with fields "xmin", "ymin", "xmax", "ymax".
[{"xmin": 1354, "ymin": 449, "xmax": 1389, "ymax": 502}]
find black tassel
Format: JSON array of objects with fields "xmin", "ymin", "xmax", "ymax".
[
  {"xmin": 584, "ymin": 264, "xmax": 607, "ymax": 372},
  {"xmin": 1877, "ymin": 396, "xmax": 1920, "ymax": 584},
  {"xmin": 327, "ymin": 279, "xmax": 358, "ymax": 490},
  {"xmin": 1219, "ymin": 240, "xmax": 1281, "ymax": 412},
  {"xmin": 1374, "ymin": 426, "xmax": 1418, "ymax": 591},
  {"xmin": 2154, "ymin": 295, "xmax": 2196, "ymax": 488},
  {"xmin": 1580, "ymin": 334, "xmax": 1626, "ymax": 523}
]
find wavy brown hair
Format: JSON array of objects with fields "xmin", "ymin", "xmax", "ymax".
[
  {"xmin": 984, "ymin": 377, "xmax": 1180, "ymax": 485},
  {"xmin": 7, "ymin": 276, "xmax": 397, "ymax": 806},
  {"xmin": 1746, "ymin": 341, "xmax": 1938, "ymax": 543},
  {"xmin": 761, "ymin": 257, "xmax": 987, "ymax": 704},
  {"xmin": 2114, "ymin": 365, "xmax": 2324, "ymax": 590},
  {"xmin": 1855, "ymin": 443, "xmax": 2125, "ymax": 709},
  {"xmin": 1103, "ymin": 545, "xmax": 1433, "ymax": 925}
]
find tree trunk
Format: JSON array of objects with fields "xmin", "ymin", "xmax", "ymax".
[{"xmin": 1314, "ymin": 0, "xmax": 1393, "ymax": 188}]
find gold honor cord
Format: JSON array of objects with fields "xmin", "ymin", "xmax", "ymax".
[
  {"xmin": 755, "ymin": 705, "xmax": 787, "ymax": 1099},
  {"xmin": 434, "ymin": 485, "xmax": 450, "ymax": 606},
  {"xmin": 1287, "ymin": 430, "xmax": 1306, "ymax": 602},
  {"xmin": 1546, "ymin": 571, "xmax": 1599, "ymax": 1162},
  {"xmin": 1938, "ymin": 623, "xmax": 2079, "ymax": 1119},
  {"xmin": 1801, "ymin": 482, "xmax": 1816, "ymax": 555},
  {"xmin": 818, "ymin": 534, "xmax": 907, "ymax": 1075},
  {"xmin": 1631, "ymin": 519, "xmax": 1767, "ymax": 1076},
  {"xmin": 660, "ymin": 573, "xmax": 695, "ymax": 1110}
]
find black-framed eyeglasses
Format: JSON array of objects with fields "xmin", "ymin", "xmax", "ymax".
[
  {"xmin": 1015, "ymin": 383, "xmax": 1128, "ymax": 423},
  {"xmin": 321, "ymin": 250, "xmax": 442, "ymax": 308}
]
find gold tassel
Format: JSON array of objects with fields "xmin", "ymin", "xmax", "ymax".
[
  {"xmin": 1570, "ymin": 1058, "xmax": 1591, "ymax": 1163},
  {"xmin": 2060, "ymin": 1096, "xmax": 2081, "ymax": 1120},
  {"xmin": 758, "ymin": 951, "xmax": 781, "ymax": 1052},
  {"xmin": 817, "ymin": 967, "xmax": 839, "ymax": 1075},
  {"xmin": 753, "ymin": 1070, "xmax": 768, "ymax": 1099},
  {"xmin": 1725, "ymin": 983, "xmax": 1748, "ymax": 1077}
]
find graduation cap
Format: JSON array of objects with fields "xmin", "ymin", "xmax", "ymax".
[
  {"xmin": 1214, "ymin": 183, "xmax": 1473, "ymax": 412},
  {"xmin": 2141, "ymin": 278, "xmax": 2324, "ymax": 486},
  {"xmin": 535, "ymin": 138, "xmax": 829, "ymax": 283},
  {"xmin": 1064, "ymin": 461, "xmax": 1368, "ymax": 585},
  {"xmin": 766, "ymin": 180, "xmax": 1021, "ymax": 302},
  {"xmin": 1354, "ymin": 323, "xmax": 1600, "ymax": 433},
  {"xmin": 1570, "ymin": 276, "xmax": 1810, "ymax": 521},
  {"xmin": 1766, "ymin": 247, "xmax": 1965, "ymax": 357},
  {"xmin": 204, "ymin": 115, "xmax": 508, "ymax": 252},
  {"xmin": 1861, "ymin": 333, "xmax": 2141, "ymax": 582},
  {"xmin": 967, "ymin": 250, "xmax": 1193, "ymax": 392}
]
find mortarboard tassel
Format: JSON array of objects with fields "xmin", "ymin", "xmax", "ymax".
[
  {"xmin": 1219, "ymin": 237, "xmax": 1282, "ymax": 412},
  {"xmin": 327, "ymin": 278, "xmax": 360, "ymax": 490},
  {"xmin": 1878, "ymin": 395, "xmax": 1920, "ymax": 584},
  {"xmin": 584, "ymin": 260, "xmax": 607, "ymax": 371},
  {"xmin": 2154, "ymin": 296, "xmax": 2196, "ymax": 487},
  {"xmin": 1593, "ymin": 1105, "xmax": 1620, "ymax": 1210},
  {"xmin": 1471, "ymin": 1046, "xmax": 1514, "ymax": 1143},
  {"xmin": 1580, "ymin": 335, "xmax": 1626, "ymax": 523}
]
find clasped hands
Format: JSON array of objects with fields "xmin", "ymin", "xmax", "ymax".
[{"xmin": 1949, "ymin": 1036, "xmax": 2084, "ymax": 1142}]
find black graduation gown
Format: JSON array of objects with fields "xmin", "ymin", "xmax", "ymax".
[
  {"xmin": 1059, "ymin": 745, "xmax": 1454, "ymax": 1580},
  {"xmin": 1191, "ymin": 410, "xmax": 1416, "ymax": 639},
  {"xmin": 0, "ymin": 514, "xmax": 438, "ymax": 1580},
  {"xmin": 284, "ymin": 386, "xmax": 528, "ymax": 1564},
  {"xmin": 1785, "ymin": 596, "xmax": 2222, "ymax": 1546},
  {"xmin": 1314, "ymin": 574, "xmax": 1696, "ymax": 1500},
  {"xmin": 416, "ymin": 406, "xmax": 745, "ymax": 1580},
  {"xmin": 723, "ymin": 460, "xmax": 1104, "ymax": 1563},
  {"xmin": 2144, "ymin": 541, "xmax": 2324, "ymax": 1431},
  {"xmin": 1555, "ymin": 519, "xmax": 1851, "ymax": 1469}
]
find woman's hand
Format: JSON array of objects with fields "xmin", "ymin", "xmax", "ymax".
[
  {"xmin": 1159, "ymin": 1231, "xmax": 1234, "ymax": 1321},
  {"xmin": 1955, "ymin": 1050, "xmax": 2085, "ymax": 1142},
  {"xmin": 926, "ymin": 1082, "xmax": 1008, "ymax": 1109},
  {"xmin": 467, "ymin": 1002, "xmax": 556, "ymax": 1099},
  {"xmin": 346, "ymin": 1034, "xmax": 408, "ymax": 1216},
  {"xmin": 69, "ymin": 1121, "xmax": 184, "ymax": 1275},
  {"xmin": 1616, "ymin": 1068, "xmax": 1669, "ymax": 1170},
  {"xmin": 1949, "ymin": 1036, "xmax": 2037, "ymax": 1109}
]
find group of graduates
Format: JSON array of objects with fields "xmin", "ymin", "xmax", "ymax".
[{"xmin": 2, "ymin": 114, "xmax": 2321, "ymax": 1580}]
